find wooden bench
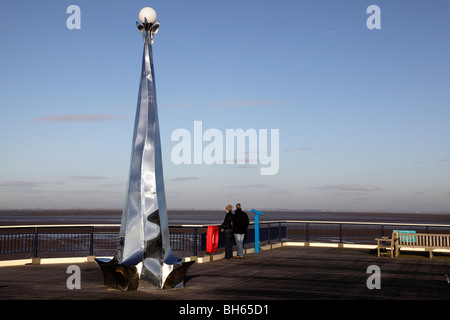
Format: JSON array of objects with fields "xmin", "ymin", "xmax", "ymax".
[
  {"xmin": 394, "ymin": 232, "xmax": 450, "ymax": 258},
  {"xmin": 375, "ymin": 230, "xmax": 415, "ymax": 258},
  {"xmin": 375, "ymin": 236, "xmax": 394, "ymax": 257}
]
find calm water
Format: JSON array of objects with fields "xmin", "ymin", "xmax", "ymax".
[{"xmin": 0, "ymin": 209, "xmax": 449, "ymax": 226}]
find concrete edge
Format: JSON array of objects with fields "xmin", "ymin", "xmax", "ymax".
[
  {"xmin": 0, "ymin": 256, "xmax": 100, "ymax": 267},
  {"xmin": 191, "ymin": 242, "xmax": 378, "ymax": 263},
  {"xmin": 5, "ymin": 241, "xmax": 442, "ymax": 267}
]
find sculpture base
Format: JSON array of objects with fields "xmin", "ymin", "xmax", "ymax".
[
  {"xmin": 162, "ymin": 260, "xmax": 195, "ymax": 289},
  {"xmin": 95, "ymin": 257, "xmax": 194, "ymax": 291}
]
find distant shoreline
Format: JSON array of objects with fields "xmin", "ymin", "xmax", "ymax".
[
  {"xmin": 0, "ymin": 208, "xmax": 449, "ymax": 214},
  {"xmin": 0, "ymin": 208, "xmax": 449, "ymax": 226}
]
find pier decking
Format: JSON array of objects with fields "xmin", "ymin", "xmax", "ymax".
[{"xmin": 1, "ymin": 246, "xmax": 449, "ymax": 301}]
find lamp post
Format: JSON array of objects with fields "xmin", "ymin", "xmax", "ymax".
[{"xmin": 96, "ymin": 7, "xmax": 194, "ymax": 291}]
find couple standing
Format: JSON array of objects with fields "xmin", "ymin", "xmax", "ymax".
[{"xmin": 219, "ymin": 203, "xmax": 249, "ymax": 259}]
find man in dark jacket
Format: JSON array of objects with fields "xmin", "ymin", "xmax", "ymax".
[{"xmin": 232, "ymin": 203, "xmax": 249, "ymax": 259}]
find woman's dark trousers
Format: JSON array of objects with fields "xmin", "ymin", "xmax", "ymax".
[{"xmin": 224, "ymin": 228, "xmax": 234, "ymax": 259}]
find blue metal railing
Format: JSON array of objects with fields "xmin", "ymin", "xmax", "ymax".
[{"xmin": 1, "ymin": 221, "xmax": 450, "ymax": 261}]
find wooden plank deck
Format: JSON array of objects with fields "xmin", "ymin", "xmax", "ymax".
[{"xmin": 0, "ymin": 246, "xmax": 449, "ymax": 301}]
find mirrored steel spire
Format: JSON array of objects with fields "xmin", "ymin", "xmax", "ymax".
[{"xmin": 96, "ymin": 8, "xmax": 194, "ymax": 291}]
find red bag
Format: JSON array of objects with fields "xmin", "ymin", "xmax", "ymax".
[{"xmin": 206, "ymin": 226, "xmax": 219, "ymax": 254}]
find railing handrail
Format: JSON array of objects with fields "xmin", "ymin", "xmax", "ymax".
[
  {"xmin": 262, "ymin": 220, "xmax": 450, "ymax": 228},
  {"xmin": 2, "ymin": 220, "xmax": 450, "ymax": 230},
  {"xmin": 0, "ymin": 224, "xmax": 120, "ymax": 229}
]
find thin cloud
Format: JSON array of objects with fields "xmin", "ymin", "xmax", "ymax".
[
  {"xmin": 168, "ymin": 177, "xmax": 199, "ymax": 182},
  {"xmin": 0, "ymin": 181, "xmax": 42, "ymax": 189},
  {"xmin": 319, "ymin": 29, "xmax": 348, "ymax": 34},
  {"xmin": 0, "ymin": 180, "xmax": 63, "ymax": 193},
  {"xmin": 209, "ymin": 100, "xmax": 282, "ymax": 108},
  {"xmin": 234, "ymin": 183, "xmax": 267, "ymax": 189},
  {"xmin": 96, "ymin": 182, "xmax": 127, "ymax": 187},
  {"xmin": 283, "ymin": 147, "xmax": 314, "ymax": 152},
  {"xmin": 159, "ymin": 103, "xmax": 193, "ymax": 109},
  {"xmin": 31, "ymin": 114, "xmax": 128, "ymax": 122},
  {"xmin": 271, "ymin": 188, "xmax": 291, "ymax": 195},
  {"xmin": 233, "ymin": 164, "xmax": 262, "ymax": 169},
  {"xmin": 318, "ymin": 184, "xmax": 382, "ymax": 192},
  {"xmin": 226, "ymin": 100, "xmax": 281, "ymax": 107},
  {"xmin": 70, "ymin": 176, "xmax": 109, "ymax": 180}
]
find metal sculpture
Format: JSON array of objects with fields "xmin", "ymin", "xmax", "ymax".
[{"xmin": 96, "ymin": 7, "xmax": 194, "ymax": 291}]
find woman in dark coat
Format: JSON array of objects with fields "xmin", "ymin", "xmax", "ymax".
[{"xmin": 219, "ymin": 204, "xmax": 234, "ymax": 259}]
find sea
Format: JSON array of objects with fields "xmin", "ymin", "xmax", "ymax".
[{"xmin": 0, "ymin": 208, "xmax": 450, "ymax": 226}]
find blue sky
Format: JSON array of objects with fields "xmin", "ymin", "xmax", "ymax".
[{"xmin": 0, "ymin": 1, "xmax": 449, "ymax": 212}]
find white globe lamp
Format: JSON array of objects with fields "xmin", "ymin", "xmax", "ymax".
[{"xmin": 139, "ymin": 7, "xmax": 157, "ymax": 25}]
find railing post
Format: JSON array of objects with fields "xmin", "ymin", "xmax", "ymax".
[
  {"xmin": 305, "ymin": 223, "xmax": 310, "ymax": 243},
  {"xmin": 33, "ymin": 227, "xmax": 38, "ymax": 258},
  {"xmin": 339, "ymin": 223, "xmax": 343, "ymax": 244},
  {"xmin": 193, "ymin": 227, "xmax": 198, "ymax": 257},
  {"xmin": 31, "ymin": 227, "xmax": 41, "ymax": 264},
  {"xmin": 267, "ymin": 223, "xmax": 271, "ymax": 245},
  {"xmin": 89, "ymin": 226, "xmax": 94, "ymax": 256},
  {"xmin": 278, "ymin": 222, "xmax": 282, "ymax": 242}
]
